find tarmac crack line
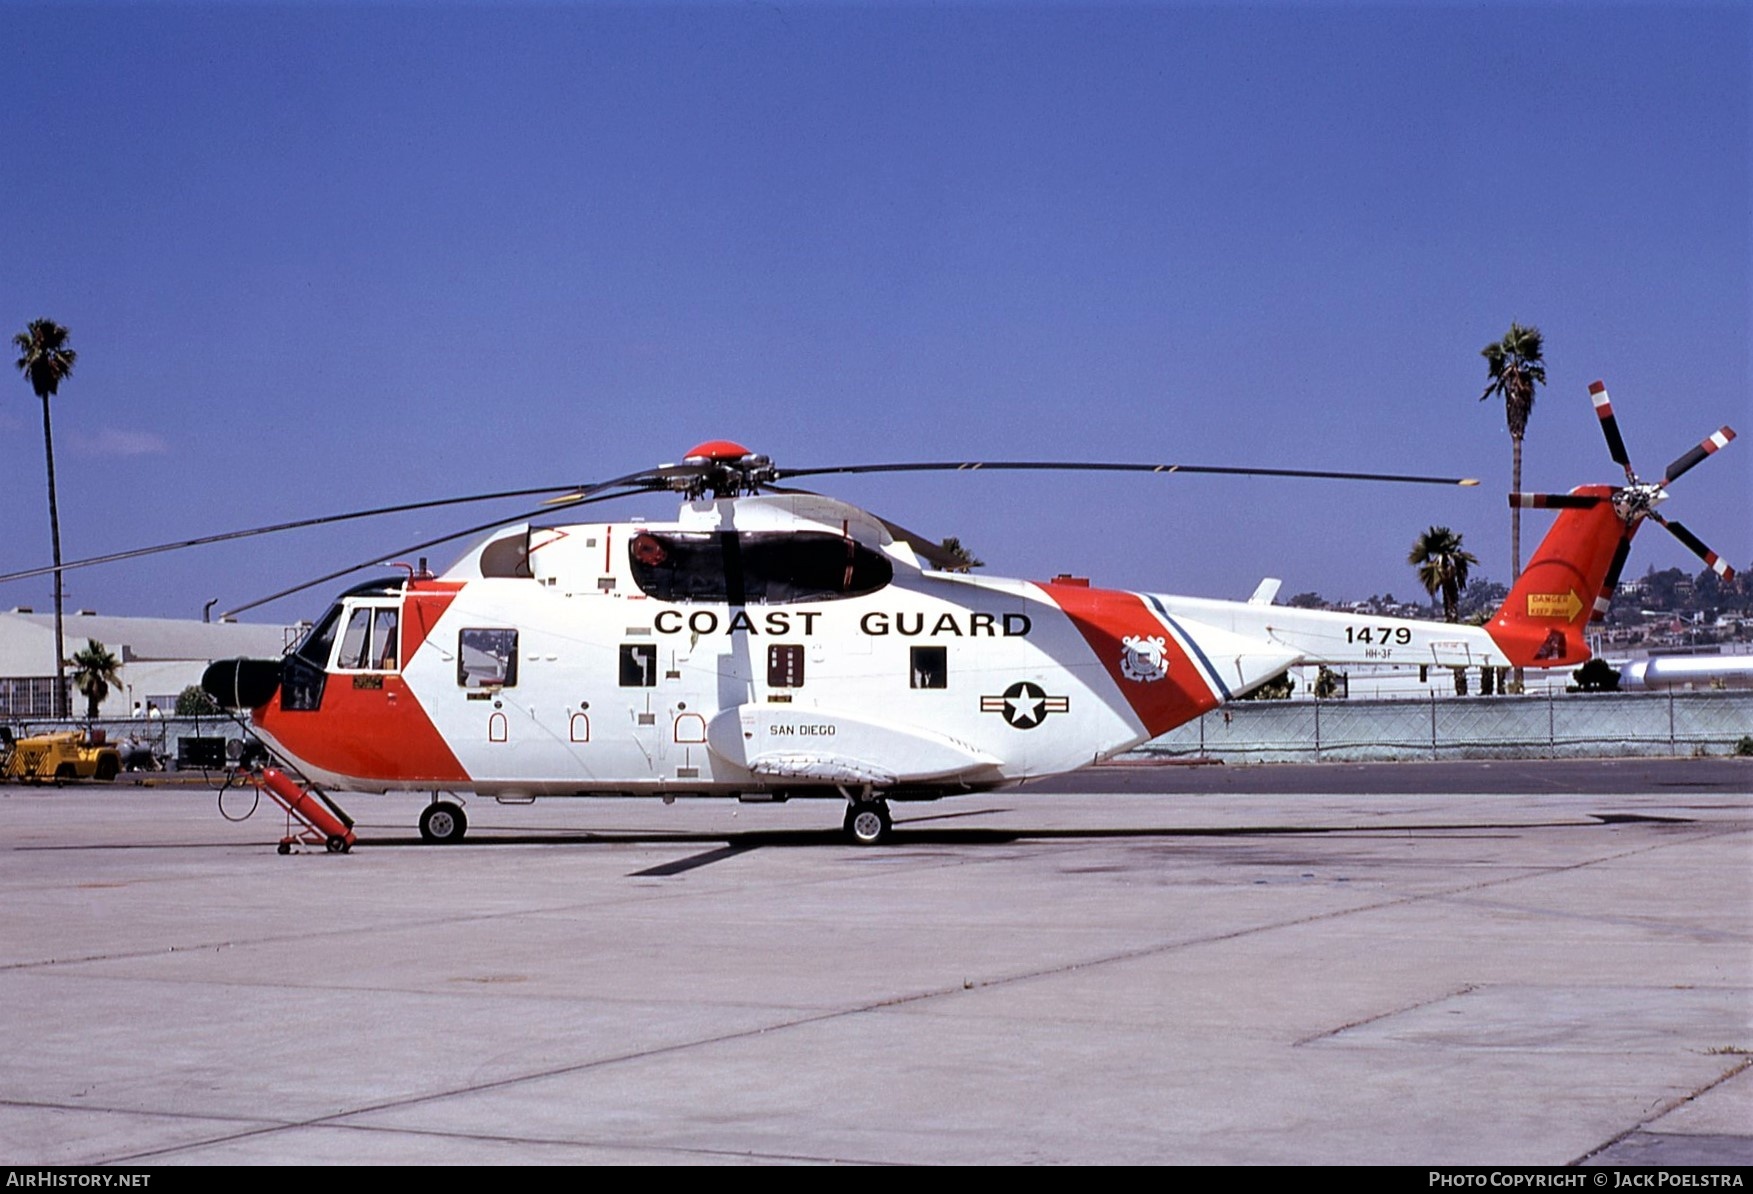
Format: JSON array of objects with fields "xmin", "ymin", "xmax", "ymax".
[
  {"xmin": 2, "ymin": 823, "xmax": 1024, "ymax": 976},
  {"xmin": 242, "ymin": 1119, "xmax": 907, "ymax": 1166},
  {"xmin": 100, "ymin": 990, "xmax": 957, "ymax": 1164},
  {"xmin": 939, "ymin": 824, "xmax": 1736, "ymax": 998},
  {"xmin": 1425, "ymin": 894, "xmax": 1752, "ymax": 944},
  {"xmin": 0, "ymin": 885, "xmax": 771, "ymax": 974},
  {"xmin": 1290, "ymin": 983, "xmax": 1482, "ymax": 1047},
  {"xmin": 1569, "ymin": 1054, "xmax": 1753, "ymax": 1167},
  {"xmin": 0, "ymin": 1096, "xmax": 281, "ymax": 1128}
]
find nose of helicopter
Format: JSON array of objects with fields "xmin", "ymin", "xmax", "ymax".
[{"xmin": 201, "ymin": 657, "xmax": 283, "ymax": 710}]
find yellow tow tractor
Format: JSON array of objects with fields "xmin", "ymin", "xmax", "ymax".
[{"xmin": 2, "ymin": 730, "xmax": 122, "ymax": 783}]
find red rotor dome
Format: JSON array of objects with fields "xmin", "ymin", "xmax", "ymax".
[{"xmin": 683, "ymin": 439, "xmax": 753, "ymax": 463}]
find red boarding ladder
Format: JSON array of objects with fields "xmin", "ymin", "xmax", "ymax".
[{"xmin": 255, "ymin": 767, "xmax": 357, "ymax": 854}]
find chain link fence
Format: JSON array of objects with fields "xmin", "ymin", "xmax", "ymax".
[
  {"xmin": 1130, "ymin": 691, "xmax": 1753, "ymax": 763},
  {"xmin": 10, "ymin": 693, "xmax": 1752, "ymax": 773}
]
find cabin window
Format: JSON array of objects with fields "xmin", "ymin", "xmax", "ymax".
[
  {"xmin": 910, "ymin": 645, "xmax": 947, "ymax": 689},
  {"xmin": 619, "ymin": 643, "xmax": 657, "ymax": 687},
  {"xmin": 458, "ymin": 628, "xmax": 518, "ymax": 688},
  {"xmin": 768, "ymin": 644, "xmax": 805, "ymax": 688},
  {"xmin": 628, "ymin": 531, "xmax": 893, "ymax": 605}
]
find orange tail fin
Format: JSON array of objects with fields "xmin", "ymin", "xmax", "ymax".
[{"xmin": 1486, "ymin": 485, "xmax": 1632, "ymax": 669}]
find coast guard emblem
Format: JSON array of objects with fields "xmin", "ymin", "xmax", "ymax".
[{"xmin": 1120, "ymin": 634, "xmax": 1169, "ymax": 683}]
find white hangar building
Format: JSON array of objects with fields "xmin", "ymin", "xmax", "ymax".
[{"xmin": 0, "ymin": 609, "xmax": 294, "ymax": 719}]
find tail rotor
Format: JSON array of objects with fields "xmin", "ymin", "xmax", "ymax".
[{"xmin": 1507, "ymin": 380, "xmax": 1737, "ymax": 620}]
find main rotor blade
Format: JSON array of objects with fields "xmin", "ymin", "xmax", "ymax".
[
  {"xmin": 542, "ymin": 463, "xmax": 711, "ymax": 505},
  {"xmin": 780, "ymin": 461, "xmax": 1480, "ymax": 487},
  {"xmin": 1662, "ymin": 426, "xmax": 1736, "ymax": 486},
  {"xmin": 1510, "ymin": 492, "xmax": 1606, "ymax": 510},
  {"xmin": 1650, "ymin": 513, "xmax": 1736, "ymax": 582},
  {"xmin": 0, "ymin": 483, "xmax": 588, "ymax": 587},
  {"xmin": 1589, "ymin": 380, "xmax": 1635, "ymax": 480},
  {"xmin": 217, "ymin": 487, "xmax": 647, "ymax": 619}
]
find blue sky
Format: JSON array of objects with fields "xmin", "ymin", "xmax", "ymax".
[{"xmin": 4, "ymin": 2, "xmax": 1747, "ymax": 623}]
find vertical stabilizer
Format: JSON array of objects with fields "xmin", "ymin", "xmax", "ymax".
[{"xmin": 1485, "ymin": 485, "xmax": 1630, "ymax": 669}]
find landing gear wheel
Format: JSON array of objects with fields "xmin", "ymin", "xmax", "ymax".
[
  {"xmin": 420, "ymin": 801, "xmax": 467, "ymax": 844},
  {"xmin": 325, "ymin": 835, "xmax": 348, "ymax": 854},
  {"xmin": 277, "ymin": 842, "xmax": 291, "ymax": 855},
  {"xmin": 843, "ymin": 800, "xmax": 892, "ymax": 846}
]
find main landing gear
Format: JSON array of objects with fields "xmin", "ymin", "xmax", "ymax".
[
  {"xmin": 419, "ymin": 800, "xmax": 468, "ymax": 844},
  {"xmin": 842, "ymin": 798, "xmax": 892, "ymax": 846}
]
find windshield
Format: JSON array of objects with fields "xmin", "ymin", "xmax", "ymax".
[{"xmin": 293, "ymin": 605, "xmax": 343, "ymax": 666}]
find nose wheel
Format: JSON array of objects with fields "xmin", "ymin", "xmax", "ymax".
[{"xmin": 843, "ymin": 799, "xmax": 892, "ymax": 846}]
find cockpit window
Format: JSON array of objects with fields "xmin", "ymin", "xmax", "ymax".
[
  {"xmin": 335, "ymin": 606, "xmax": 400, "ymax": 672},
  {"xmin": 337, "ymin": 609, "xmax": 373, "ymax": 669},
  {"xmin": 370, "ymin": 609, "xmax": 398, "ymax": 670},
  {"xmin": 294, "ymin": 605, "xmax": 343, "ymax": 666},
  {"xmin": 629, "ymin": 531, "xmax": 892, "ymax": 604},
  {"xmin": 283, "ymin": 606, "xmax": 338, "ymax": 710}
]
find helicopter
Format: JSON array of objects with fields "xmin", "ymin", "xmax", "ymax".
[{"xmin": 159, "ymin": 382, "xmax": 1731, "ymax": 846}]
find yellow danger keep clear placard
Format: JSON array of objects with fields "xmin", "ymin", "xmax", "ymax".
[{"xmin": 1526, "ymin": 590, "xmax": 1583, "ymax": 620}]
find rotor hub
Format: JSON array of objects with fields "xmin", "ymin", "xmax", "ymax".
[
  {"xmin": 1611, "ymin": 481, "xmax": 1667, "ymax": 525},
  {"xmin": 677, "ymin": 441, "xmax": 775, "ymax": 498}
]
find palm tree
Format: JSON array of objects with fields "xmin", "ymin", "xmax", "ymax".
[
  {"xmin": 1239, "ymin": 670, "xmax": 1294, "ymax": 700},
  {"xmin": 1478, "ymin": 323, "xmax": 1546, "ymax": 579},
  {"xmin": 13, "ymin": 319, "xmax": 77, "ymax": 718},
  {"xmin": 70, "ymin": 640, "xmax": 122, "ymax": 720},
  {"xmin": 1410, "ymin": 526, "xmax": 1478, "ymax": 695},
  {"xmin": 939, "ymin": 537, "xmax": 984, "ymax": 572}
]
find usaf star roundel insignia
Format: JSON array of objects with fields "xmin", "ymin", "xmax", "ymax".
[{"xmin": 981, "ymin": 681, "xmax": 1071, "ymax": 729}]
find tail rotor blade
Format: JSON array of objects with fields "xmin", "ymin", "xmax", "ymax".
[
  {"xmin": 1589, "ymin": 380, "xmax": 1635, "ymax": 480},
  {"xmin": 1592, "ymin": 532, "xmax": 1634, "ymax": 622},
  {"xmin": 1662, "ymin": 426, "xmax": 1737, "ymax": 486},
  {"xmin": 1651, "ymin": 513, "xmax": 1736, "ymax": 582}
]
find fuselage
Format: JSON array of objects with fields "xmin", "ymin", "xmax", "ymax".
[{"xmin": 246, "ymin": 494, "xmax": 1266, "ymax": 798}]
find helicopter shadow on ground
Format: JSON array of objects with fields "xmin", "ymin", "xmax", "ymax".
[{"xmin": 355, "ymin": 808, "xmax": 1680, "ymax": 870}]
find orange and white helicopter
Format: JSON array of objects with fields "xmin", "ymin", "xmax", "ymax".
[{"xmin": 189, "ymin": 381, "xmax": 1733, "ymax": 846}]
